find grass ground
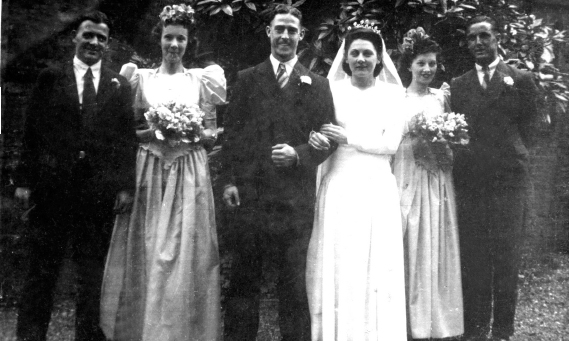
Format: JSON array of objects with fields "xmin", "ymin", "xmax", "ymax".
[{"xmin": 0, "ymin": 249, "xmax": 567, "ymax": 340}]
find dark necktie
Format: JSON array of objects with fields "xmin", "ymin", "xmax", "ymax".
[
  {"xmin": 276, "ymin": 63, "xmax": 288, "ymax": 88},
  {"xmin": 482, "ymin": 65, "xmax": 491, "ymax": 90},
  {"xmin": 83, "ymin": 67, "xmax": 97, "ymax": 126}
]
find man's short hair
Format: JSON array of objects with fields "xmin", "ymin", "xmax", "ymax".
[
  {"xmin": 269, "ymin": 4, "xmax": 302, "ymax": 26},
  {"xmin": 468, "ymin": 15, "xmax": 500, "ymax": 34},
  {"xmin": 71, "ymin": 11, "xmax": 112, "ymax": 33}
]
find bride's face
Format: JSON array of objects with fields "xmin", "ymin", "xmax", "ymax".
[
  {"xmin": 161, "ymin": 24, "xmax": 188, "ymax": 65},
  {"xmin": 409, "ymin": 52, "xmax": 438, "ymax": 87},
  {"xmin": 346, "ymin": 39, "xmax": 380, "ymax": 81}
]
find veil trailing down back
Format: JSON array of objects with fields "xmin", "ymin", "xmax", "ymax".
[{"xmin": 306, "ymin": 31, "xmax": 408, "ymax": 340}]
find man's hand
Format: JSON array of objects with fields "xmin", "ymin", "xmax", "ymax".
[
  {"xmin": 114, "ymin": 190, "xmax": 134, "ymax": 214},
  {"xmin": 223, "ymin": 185, "xmax": 240, "ymax": 208},
  {"xmin": 15, "ymin": 187, "xmax": 32, "ymax": 209},
  {"xmin": 309, "ymin": 131, "xmax": 331, "ymax": 151},
  {"xmin": 271, "ymin": 144, "xmax": 298, "ymax": 167}
]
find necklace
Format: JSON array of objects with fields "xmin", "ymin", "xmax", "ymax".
[{"xmin": 405, "ymin": 87, "xmax": 430, "ymax": 97}]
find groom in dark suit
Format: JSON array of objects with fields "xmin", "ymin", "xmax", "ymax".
[
  {"xmin": 221, "ymin": 4, "xmax": 335, "ymax": 341},
  {"xmin": 14, "ymin": 11, "xmax": 136, "ymax": 341},
  {"xmin": 451, "ymin": 16, "xmax": 538, "ymax": 341}
]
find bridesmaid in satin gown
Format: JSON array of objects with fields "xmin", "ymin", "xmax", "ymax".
[
  {"xmin": 100, "ymin": 5, "xmax": 226, "ymax": 341},
  {"xmin": 393, "ymin": 33, "xmax": 464, "ymax": 340}
]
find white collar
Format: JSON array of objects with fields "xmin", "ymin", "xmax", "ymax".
[
  {"xmin": 475, "ymin": 57, "xmax": 500, "ymax": 73},
  {"xmin": 270, "ymin": 54, "xmax": 297, "ymax": 75},
  {"xmin": 73, "ymin": 56, "xmax": 102, "ymax": 74}
]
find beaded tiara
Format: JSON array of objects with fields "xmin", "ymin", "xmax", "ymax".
[{"xmin": 347, "ymin": 19, "xmax": 381, "ymax": 36}]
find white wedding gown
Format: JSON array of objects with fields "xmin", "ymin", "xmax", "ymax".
[{"xmin": 306, "ymin": 79, "xmax": 407, "ymax": 341}]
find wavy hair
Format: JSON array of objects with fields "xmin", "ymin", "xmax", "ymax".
[{"xmin": 342, "ymin": 28, "xmax": 384, "ymax": 77}]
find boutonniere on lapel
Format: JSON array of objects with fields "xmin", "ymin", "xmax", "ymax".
[
  {"xmin": 503, "ymin": 76, "xmax": 514, "ymax": 87},
  {"xmin": 299, "ymin": 75, "xmax": 312, "ymax": 86},
  {"xmin": 111, "ymin": 78, "xmax": 121, "ymax": 90}
]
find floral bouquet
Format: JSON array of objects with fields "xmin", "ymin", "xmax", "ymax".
[
  {"xmin": 410, "ymin": 112, "xmax": 469, "ymax": 145},
  {"xmin": 409, "ymin": 112, "xmax": 469, "ymax": 172},
  {"xmin": 144, "ymin": 101, "xmax": 204, "ymax": 146}
]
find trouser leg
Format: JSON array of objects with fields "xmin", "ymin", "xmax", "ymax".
[
  {"xmin": 72, "ymin": 213, "xmax": 113, "ymax": 341},
  {"xmin": 272, "ymin": 205, "xmax": 312, "ymax": 341},
  {"xmin": 17, "ymin": 216, "xmax": 67, "ymax": 341},
  {"xmin": 457, "ymin": 188, "xmax": 492, "ymax": 338},
  {"xmin": 490, "ymin": 185, "xmax": 526, "ymax": 338},
  {"xmin": 73, "ymin": 257, "xmax": 106, "ymax": 341},
  {"xmin": 223, "ymin": 208, "xmax": 265, "ymax": 341}
]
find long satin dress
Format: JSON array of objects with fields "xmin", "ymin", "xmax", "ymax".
[
  {"xmin": 392, "ymin": 87, "xmax": 464, "ymax": 339},
  {"xmin": 100, "ymin": 65, "xmax": 226, "ymax": 341},
  {"xmin": 306, "ymin": 79, "xmax": 408, "ymax": 341}
]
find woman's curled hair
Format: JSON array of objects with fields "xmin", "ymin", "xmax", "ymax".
[{"xmin": 399, "ymin": 35, "xmax": 442, "ymax": 87}]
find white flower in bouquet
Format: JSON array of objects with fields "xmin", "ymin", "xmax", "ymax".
[{"xmin": 144, "ymin": 101, "xmax": 205, "ymax": 146}]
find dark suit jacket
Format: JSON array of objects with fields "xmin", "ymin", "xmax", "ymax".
[
  {"xmin": 451, "ymin": 61, "xmax": 538, "ymax": 189},
  {"xmin": 17, "ymin": 62, "xmax": 137, "ymax": 218},
  {"xmin": 221, "ymin": 59, "xmax": 335, "ymax": 208}
]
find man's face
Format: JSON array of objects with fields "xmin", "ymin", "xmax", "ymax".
[
  {"xmin": 73, "ymin": 20, "xmax": 109, "ymax": 66},
  {"xmin": 467, "ymin": 22, "xmax": 500, "ymax": 66},
  {"xmin": 266, "ymin": 13, "xmax": 304, "ymax": 62}
]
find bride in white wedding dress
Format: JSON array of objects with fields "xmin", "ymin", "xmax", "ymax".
[{"xmin": 306, "ymin": 26, "xmax": 407, "ymax": 341}]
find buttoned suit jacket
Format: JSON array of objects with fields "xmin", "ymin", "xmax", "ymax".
[
  {"xmin": 450, "ymin": 60, "xmax": 538, "ymax": 190},
  {"xmin": 18, "ymin": 62, "xmax": 137, "ymax": 224},
  {"xmin": 222, "ymin": 58, "xmax": 336, "ymax": 210}
]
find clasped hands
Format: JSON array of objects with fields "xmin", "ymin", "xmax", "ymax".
[
  {"xmin": 223, "ymin": 143, "xmax": 298, "ymax": 209},
  {"xmin": 309, "ymin": 123, "xmax": 348, "ymax": 150}
]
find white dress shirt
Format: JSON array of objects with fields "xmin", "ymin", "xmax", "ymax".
[
  {"xmin": 73, "ymin": 56, "xmax": 102, "ymax": 104},
  {"xmin": 475, "ymin": 57, "xmax": 500, "ymax": 87},
  {"xmin": 270, "ymin": 54, "xmax": 298, "ymax": 78}
]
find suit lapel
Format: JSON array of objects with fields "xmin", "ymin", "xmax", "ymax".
[
  {"xmin": 467, "ymin": 69, "xmax": 484, "ymax": 94},
  {"xmin": 462, "ymin": 69, "xmax": 486, "ymax": 107},
  {"xmin": 64, "ymin": 63, "xmax": 81, "ymax": 113},
  {"xmin": 485, "ymin": 61, "xmax": 509, "ymax": 103},
  {"xmin": 288, "ymin": 62, "xmax": 302, "ymax": 88},
  {"xmin": 255, "ymin": 59, "xmax": 281, "ymax": 99},
  {"xmin": 97, "ymin": 67, "xmax": 114, "ymax": 114}
]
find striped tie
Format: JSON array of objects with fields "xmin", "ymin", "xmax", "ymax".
[
  {"xmin": 482, "ymin": 65, "xmax": 491, "ymax": 90},
  {"xmin": 276, "ymin": 63, "xmax": 288, "ymax": 88}
]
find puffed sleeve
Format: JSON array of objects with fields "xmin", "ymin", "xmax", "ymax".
[
  {"xmin": 439, "ymin": 82, "xmax": 452, "ymax": 113},
  {"xmin": 120, "ymin": 63, "xmax": 148, "ymax": 128},
  {"xmin": 199, "ymin": 64, "xmax": 227, "ymax": 131}
]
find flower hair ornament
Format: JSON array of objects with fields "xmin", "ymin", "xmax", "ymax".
[
  {"xmin": 347, "ymin": 19, "xmax": 381, "ymax": 36},
  {"xmin": 400, "ymin": 27, "xmax": 429, "ymax": 54},
  {"xmin": 159, "ymin": 4, "xmax": 195, "ymax": 25}
]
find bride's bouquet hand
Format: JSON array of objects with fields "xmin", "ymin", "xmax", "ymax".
[
  {"xmin": 321, "ymin": 123, "xmax": 348, "ymax": 145},
  {"xmin": 309, "ymin": 131, "xmax": 331, "ymax": 151}
]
